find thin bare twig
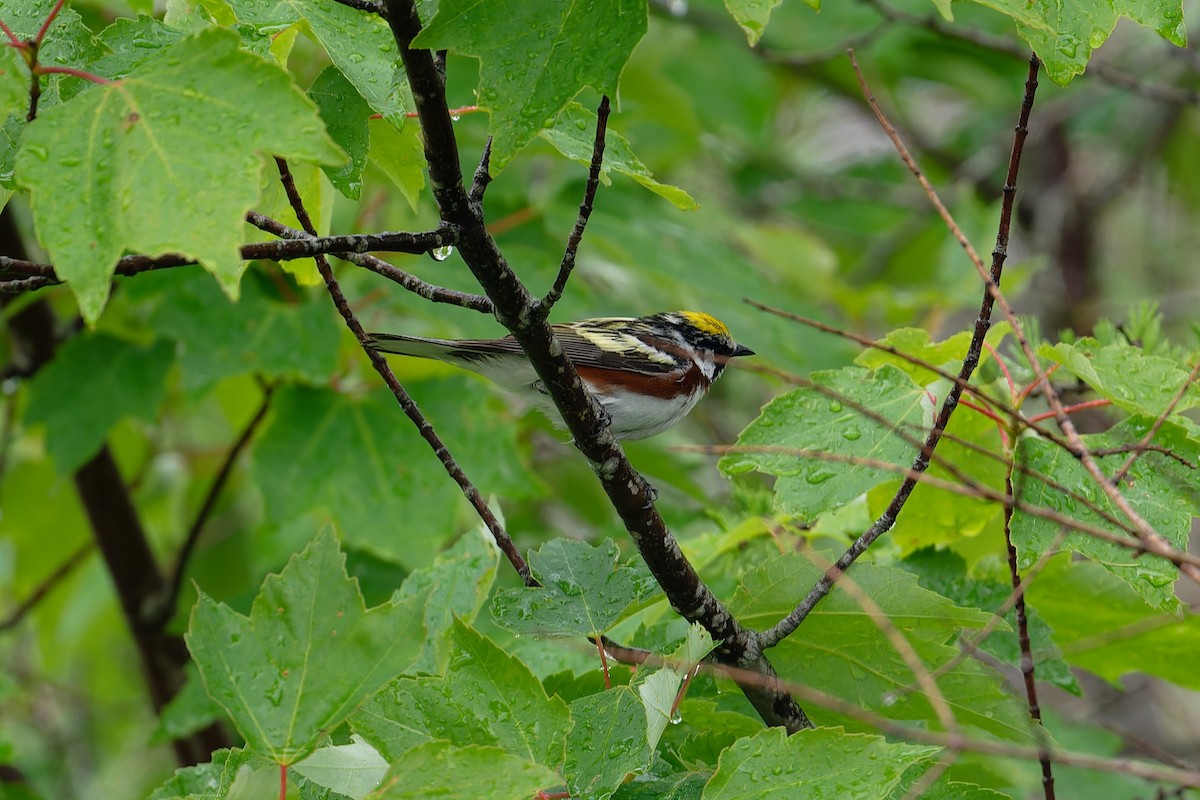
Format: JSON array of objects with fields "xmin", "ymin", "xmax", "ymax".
[
  {"xmin": 688, "ymin": 444, "xmax": 1200, "ymax": 571},
  {"xmin": 751, "ymin": 51, "xmax": 1042, "ymax": 650},
  {"xmin": 270, "ymin": 157, "xmax": 533, "ymax": 584},
  {"xmin": 468, "ymin": 138, "xmax": 493, "ymax": 205},
  {"xmin": 0, "ymin": 275, "xmax": 56, "ymax": 294},
  {"xmin": 1004, "ymin": 468, "xmax": 1056, "ymax": 798},
  {"xmin": 801, "ymin": 548, "xmax": 959, "ymax": 734},
  {"xmin": 0, "ymin": 543, "xmax": 92, "ymax": 632},
  {"xmin": 246, "ymin": 212, "xmax": 493, "ymax": 313},
  {"xmin": 0, "ymin": 227, "xmax": 464, "ymax": 280},
  {"xmin": 152, "ymin": 381, "xmax": 276, "ymax": 627},
  {"xmin": 1110, "ymin": 361, "xmax": 1200, "ymax": 485},
  {"xmin": 540, "ymin": 95, "xmax": 610, "ymax": 313}
]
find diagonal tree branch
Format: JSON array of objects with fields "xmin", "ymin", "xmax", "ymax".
[
  {"xmin": 757, "ymin": 51, "xmax": 1043, "ymax": 649},
  {"xmin": 0, "ymin": 225, "xmax": 475, "ymax": 301},
  {"xmin": 268, "ymin": 157, "xmax": 533, "ymax": 585},
  {"xmin": 381, "ymin": 0, "xmax": 810, "ymax": 732},
  {"xmin": 0, "ymin": 208, "xmax": 232, "ymax": 766}
]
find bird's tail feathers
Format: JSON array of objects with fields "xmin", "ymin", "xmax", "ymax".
[{"xmin": 365, "ymin": 332, "xmax": 460, "ymax": 360}]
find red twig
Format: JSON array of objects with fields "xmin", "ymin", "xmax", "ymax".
[
  {"xmin": 985, "ymin": 341, "xmax": 1015, "ymax": 399},
  {"xmin": 1027, "ymin": 398, "xmax": 1110, "ymax": 424},
  {"xmin": 669, "ymin": 664, "xmax": 700, "ymax": 722},
  {"xmin": 595, "ymin": 635, "xmax": 611, "ymax": 689},
  {"xmin": 0, "ymin": 19, "xmax": 20, "ymax": 46},
  {"xmin": 33, "ymin": 64, "xmax": 109, "ymax": 83},
  {"xmin": 1016, "ymin": 362, "xmax": 1059, "ymax": 404},
  {"xmin": 32, "ymin": 0, "xmax": 65, "ymax": 44}
]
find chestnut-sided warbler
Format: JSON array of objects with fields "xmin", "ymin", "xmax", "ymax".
[{"xmin": 367, "ymin": 311, "xmax": 754, "ymax": 440}]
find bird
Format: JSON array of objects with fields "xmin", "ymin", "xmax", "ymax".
[{"xmin": 367, "ymin": 311, "xmax": 754, "ymax": 440}]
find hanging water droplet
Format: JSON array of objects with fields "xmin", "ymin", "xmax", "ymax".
[
  {"xmin": 429, "ymin": 245, "xmax": 453, "ymax": 262},
  {"xmin": 805, "ymin": 468, "xmax": 835, "ymax": 485},
  {"xmin": 669, "ymin": 709, "xmax": 683, "ymax": 725}
]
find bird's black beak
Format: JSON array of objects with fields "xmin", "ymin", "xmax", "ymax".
[{"xmin": 732, "ymin": 344, "xmax": 755, "ymax": 357}]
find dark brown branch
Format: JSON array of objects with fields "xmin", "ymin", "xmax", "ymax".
[
  {"xmin": 1004, "ymin": 471, "xmax": 1055, "ymax": 799},
  {"xmin": 270, "ymin": 157, "xmax": 532, "ymax": 584},
  {"xmin": 0, "ymin": 207, "xmax": 231, "ymax": 765},
  {"xmin": 151, "ymin": 381, "xmax": 276, "ymax": 628},
  {"xmin": 246, "ymin": 212, "xmax": 493, "ymax": 312},
  {"xmin": 539, "ymin": 96, "xmax": 610, "ymax": 313},
  {"xmin": 1095, "ymin": 443, "xmax": 1196, "ymax": 472},
  {"xmin": 0, "ymin": 275, "xmax": 56, "ymax": 293},
  {"xmin": 757, "ymin": 52, "xmax": 1041, "ymax": 650},
  {"xmin": 0, "ymin": 226, "xmax": 459, "ymax": 281},
  {"xmin": 383, "ymin": 0, "xmax": 810, "ymax": 732},
  {"xmin": 0, "ymin": 543, "xmax": 92, "ymax": 632},
  {"xmin": 468, "ymin": 138, "xmax": 493, "ymax": 205}
]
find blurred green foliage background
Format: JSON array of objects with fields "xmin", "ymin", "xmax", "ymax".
[{"xmin": 2, "ymin": 0, "xmax": 1199, "ymax": 796}]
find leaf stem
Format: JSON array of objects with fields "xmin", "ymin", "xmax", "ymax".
[
  {"xmin": 32, "ymin": 0, "xmax": 64, "ymax": 45},
  {"xmin": 34, "ymin": 64, "xmax": 109, "ymax": 83}
]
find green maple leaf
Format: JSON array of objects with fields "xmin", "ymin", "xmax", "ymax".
[
  {"xmin": 703, "ymin": 728, "xmax": 938, "ymax": 800},
  {"xmin": 23, "ymin": 332, "xmax": 174, "ymax": 473},
  {"xmin": 540, "ymin": 102, "xmax": 697, "ymax": 210},
  {"xmin": 566, "ymin": 687, "xmax": 650, "ymax": 800},
  {"xmin": 413, "ymin": 0, "xmax": 648, "ymax": 169},
  {"xmin": 491, "ymin": 539, "xmax": 661, "ymax": 638},
  {"xmin": 1012, "ymin": 417, "xmax": 1200, "ymax": 611},
  {"xmin": 1012, "ymin": 0, "xmax": 1186, "ymax": 84},
  {"xmin": 186, "ymin": 530, "xmax": 425, "ymax": 765},
  {"xmin": 226, "ymin": 0, "xmax": 409, "ymax": 127},
  {"xmin": 732, "ymin": 553, "xmax": 1033, "ymax": 740},
  {"xmin": 720, "ymin": 364, "xmax": 929, "ymax": 523},
  {"xmin": 367, "ymin": 742, "xmax": 558, "ymax": 799},
  {"xmin": 15, "ymin": 27, "xmax": 344, "ymax": 322}
]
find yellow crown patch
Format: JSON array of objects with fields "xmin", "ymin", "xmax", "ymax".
[{"xmin": 679, "ymin": 311, "xmax": 730, "ymax": 337}]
